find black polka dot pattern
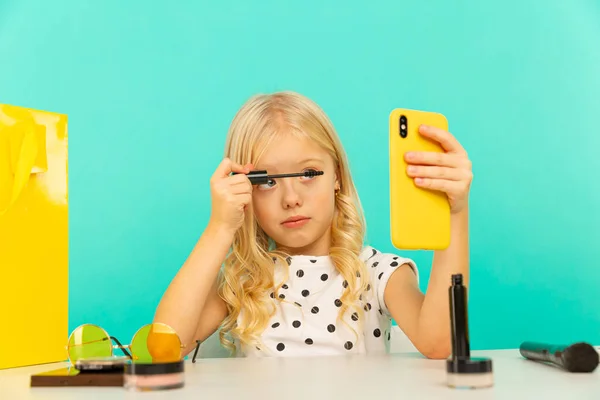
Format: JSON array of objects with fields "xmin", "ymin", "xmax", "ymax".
[
  {"xmin": 257, "ymin": 247, "xmax": 416, "ymax": 357},
  {"xmin": 286, "ymin": 257, "xmax": 292, "ymax": 265}
]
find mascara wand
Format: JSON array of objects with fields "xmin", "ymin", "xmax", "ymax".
[{"xmin": 233, "ymin": 170, "xmax": 324, "ymax": 185}]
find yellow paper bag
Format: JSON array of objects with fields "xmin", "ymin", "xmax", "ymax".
[{"xmin": 0, "ymin": 104, "xmax": 68, "ymax": 369}]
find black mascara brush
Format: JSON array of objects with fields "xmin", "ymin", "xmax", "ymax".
[{"xmin": 233, "ymin": 170, "xmax": 324, "ymax": 185}]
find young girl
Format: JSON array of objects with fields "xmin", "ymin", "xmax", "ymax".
[{"xmin": 154, "ymin": 91, "xmax": 473, "ymax": 359}]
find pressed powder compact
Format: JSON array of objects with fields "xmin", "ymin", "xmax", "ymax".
[
  {"xmin": 124, "ymin": 360, "xmax": 185, "ymax": 391},
  {"xmin": 447, "ymin": 357, "xmax": 494, "ymax": 389}
]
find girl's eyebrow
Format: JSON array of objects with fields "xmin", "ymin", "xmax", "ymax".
[
  {"xmin": 297, "ymin": 157, "xmax": 323, "ymax": 165},
  {"xmin": 258, "ymin": 157, "xmax": 323, "ymax": 171}
]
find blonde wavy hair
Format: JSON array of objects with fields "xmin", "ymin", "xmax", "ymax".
[{"xmin": 217, "ymin": 91, "xmax": 371, "ymax": 354}]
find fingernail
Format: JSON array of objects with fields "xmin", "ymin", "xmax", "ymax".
[
  {"xmin": 407, "ymin": 166, "xmax": 416, "ymax": 173},
  {"xmin": 405, "ymin": 152, "xmax": 414, "ymax": 159},
  {"xmin": 415, "ymin": 177, "xmax": 423, "ymax": 184}
]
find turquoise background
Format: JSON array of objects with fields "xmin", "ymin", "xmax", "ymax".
[{"xmin": 1, "ymin": 1, "xmax": 599, "ymax": 351}]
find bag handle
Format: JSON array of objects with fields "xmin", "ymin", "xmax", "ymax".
[{"xmin": 0, "ymin": 116, "xmax": 46, "ymax": 217}]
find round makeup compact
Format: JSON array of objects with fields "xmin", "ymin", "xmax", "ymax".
[
  {"xmin": 124, "ymin": 360, "xmax": 185, "ymax": 391},
  {"xmin": 446, "ymin": 357, "xmax": 494, "ymax": 389}
]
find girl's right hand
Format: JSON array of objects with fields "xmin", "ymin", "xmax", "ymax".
[{"xmin": 208, "ymin": 157, "xmax": 254, "ymax": 235}]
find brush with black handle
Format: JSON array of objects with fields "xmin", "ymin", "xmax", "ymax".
[{"xmin": 519, "ymin": 341, "xmax": 599, "ymax": 372}]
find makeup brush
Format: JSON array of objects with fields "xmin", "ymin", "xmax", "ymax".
[
  {"xmin": 519, "ymin": 341, "xmax": 599, "ymax": 372},
  {"xmin": 232, "ymin": 170, "xmax": 324, "ymax": 185}
]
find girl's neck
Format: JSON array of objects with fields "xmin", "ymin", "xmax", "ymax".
[
  {"xmin": 276, "ymin": 240, "xmax": 331, "ymax": 257},
  {"xmin": 278, "ymin": 246, "xmax": 330, "ymax": 257},
  {"xmin": 274, "ymin": 227, "xmax": 332, "ymax": 257}
]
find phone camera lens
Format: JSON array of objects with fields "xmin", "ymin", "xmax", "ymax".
[{"xmin": 399, "ymin": 115, "xmax": 407, "ymax": 138}]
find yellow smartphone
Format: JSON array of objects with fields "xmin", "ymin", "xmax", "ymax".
[{"xmin": 389, "ymin": 108, "xmax": 451, "ymax": 250}]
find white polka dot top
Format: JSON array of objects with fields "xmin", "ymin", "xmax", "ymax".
[{"xmin": 235, "ymin": 246, "xmax": 418, "ymax": 357}]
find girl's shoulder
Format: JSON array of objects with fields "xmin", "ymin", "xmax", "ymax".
[
  {"xmin": 358, "ymin": 245, "xmax": 419, "ymax": 320},
  {"xmin": 359, "ymin": 245, "xmax": 419, "ymax": 281},
  {"xmin": 359, "ymin": 245, "xmax": 415, "ymax": 264}
]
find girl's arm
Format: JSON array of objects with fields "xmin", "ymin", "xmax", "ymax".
[
  {"xmin": 385, "ymin": 207, "xmax": 469, "ymax": 359},
  {"xmin": 154, "ymin": 158, "xmax": 253, "ymax": 355},
  {"xmin": 384, "ymin": 124, "xmax": 472, "ymax": 359},
  {"xmin": 153, "ymin": 223, "xmax": 233, "ymax": 354}
]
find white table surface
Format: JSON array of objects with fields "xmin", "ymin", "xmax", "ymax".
[{"xmin": 1, "ymin": 349, "xmax": 599, "ymax": 400}]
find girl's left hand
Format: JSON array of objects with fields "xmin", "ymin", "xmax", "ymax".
[{"xmin": 404, "ymin": 124, "xmax": 473, "ymax": 214}]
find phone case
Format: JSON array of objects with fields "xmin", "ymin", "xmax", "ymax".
[{"xmin": 389, "ymin": 108, "xmax": 451, "ymax": 250}]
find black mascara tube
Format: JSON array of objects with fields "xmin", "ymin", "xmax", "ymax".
[
  {"xmin": 449, "ymin": 273, "xmax": 470, "ymax": 358},
  {"xmin": 446, "ymin": 273, "xmax": 493, "ymax": 389}
]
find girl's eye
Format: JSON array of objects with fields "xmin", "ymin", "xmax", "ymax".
[
  {"xmin": 257, "ymin": 178, "xmax": 277, "ymax": 190},
  {"xmin": 300, "ymin": 168, "xmax": 318, "ymax": 180}
]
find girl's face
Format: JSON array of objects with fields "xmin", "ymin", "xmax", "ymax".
[{"xmin": 252, "ymin": 133, "xmax": 339, "ymax": 256}]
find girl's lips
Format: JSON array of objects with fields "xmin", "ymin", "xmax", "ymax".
[{"xmin": 281, "ymin": 217, "xmax": 310, "ymax": 228}]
